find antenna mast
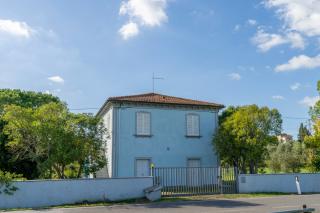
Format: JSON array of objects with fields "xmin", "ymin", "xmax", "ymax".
[{"xmin": 152, "ymin": 72, "xmax": 164, "ymax": 93}]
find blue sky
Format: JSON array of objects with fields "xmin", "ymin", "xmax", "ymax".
[{"xmin": 0, "ymin": 0, "xmax": 319, "ymax": 137}]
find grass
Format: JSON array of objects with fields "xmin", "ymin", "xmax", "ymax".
[
  {"xmin": 0, "ymin": 193, "xmax": 291, "ymax": 212},
  {"xmin": 258, "ymin": 167, "xmax": 314, "ymax": 174}
]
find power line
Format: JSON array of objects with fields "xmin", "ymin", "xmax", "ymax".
[
  {"xmin": 69, "ymin": 107, "xmax": 99, "ymax": 111},
  {"xmin": 282, "ymin": 116, "xmax": 309, "ymax": 120}
]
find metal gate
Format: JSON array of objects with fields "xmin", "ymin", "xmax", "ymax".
[{"xmin": 152, "ymin": 167, "xmax": 238, "ymax": 196}]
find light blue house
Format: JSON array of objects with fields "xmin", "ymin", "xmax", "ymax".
[{"xmin": 96, "ymin": 93, "xmax": 224, "ymax": 178}]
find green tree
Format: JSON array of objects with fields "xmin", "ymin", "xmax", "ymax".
[
  {"xmin": 267, "ymin": 141, "xmax": 307, "ymax": 173},
  {"xmin": 298, "ymin": 123, "xmax": 311, "ymax": 143},
  {"xmin": 0, "ymin": 170, "xmax": 23, "ymax": 195},
  {"xmin": 213, "ymin": 105, "xmax": 282, "ymax": 174},
  {"xmin": 266, "ymin": 144, "xmax": 282, "ymax": 173},
  {"xmin": 305, "ymin": 119, "xmax": 320, "ymax": 171},
  {"xmin": 71, "ymin": 113, "xmax": 107, "ymax": 177},
  {"xmin": 3, "ymin": 103, "xmax": 106, "ymax": 179},
  {"xmin": 0, "ymin": 89, "xmax": 61, "ymax": 179},
  {"xmin": 305, "ymin": 80, "xmax": 320, "ymax": 171}
]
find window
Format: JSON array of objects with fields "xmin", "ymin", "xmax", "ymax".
[
  {"xmin": 186, "ymin": 114, "xmax": 200, "ymax": 136},
  {"xmin": 136, "ymin": 112, "xmax": 151, "ymax": 136}
]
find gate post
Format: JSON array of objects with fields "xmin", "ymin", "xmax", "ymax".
[
  {"xmin": 219, "ymin": 166, "xmax": 223, "ymax": 194},
  {"xmin": 151, "ymin": 163, "xmax": 155, "ymax": 185},
  {"xmin": 234, "ymin": 167, "xmax": 239, "ymax": 194}
]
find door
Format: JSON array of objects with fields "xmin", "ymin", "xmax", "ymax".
[
  {"xmin": 136, "ymin": 159, "xmax": 151, "ymax": 177},
  {"xmin": 187, "ymin": 159, "xmax": 201, "ymax": 186}
]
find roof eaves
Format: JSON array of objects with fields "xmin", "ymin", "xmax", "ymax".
[{"xmin": 107, "ymin": 99, "xmax": 225, "ymax": 109}]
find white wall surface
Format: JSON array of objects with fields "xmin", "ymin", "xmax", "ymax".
[
  {"xmin": 239, "ymin": 173, "xmax": 320, "ymax": 193},
  {"xmin": 96, "ymin": 107, "xmax": 113, "ymax": 178},
  {"xmin": 0, "ymin": 177, "xmax": 152, "ymax": 209}
]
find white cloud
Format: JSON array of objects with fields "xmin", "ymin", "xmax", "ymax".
[
  {"xmin": 119, "ymin": 22, "xmax": 139, "ymax": 40},
  {"xmin": 120, "ymin": 0, "xmax": 167, "ymax": 26},
  {"xmin": 251, "ymin": 29, "xmax": 305, "ymax": 52},
  {"xmin": 234, "ymin": 24, "xmax": 241, "ymax": 31},
  {"xmin": 0, "ymin": 19, "xmax": 34, "ymax": 38},
  {"xmin": 252, "ymin": 30, "xmax": 286, "ymax": 52},
  {"xmin": 286, "ymin": 32, "xmax": 305, "ymax": 49},
  {"xmin": 275, "ymin": 54, "xmax": 320, "ymax": 72},
  {"xmin": 48, "ymin": 76, "xmax": 64, "ymax": 84},
  {"xmin": 299, "ymin": 96, "xmax": 320, "ymax": 107},
  {"xmin": 272, "ymin": 95, "xmax": 285, "ymax": 100},
  {"xmin": 119, "ymin": 0, "xmax": 167, "ymax": 39},
  {"xmin": 265, "ymin": 0, "xmax": 320, "ymax": 37},
  {"xmin": 247, "ymin": 19, "xmax": 257, "ymax": 26},
  {"xmin": 290, "ymin": 82, "xmax": 301, "ymax": 91},
  {"xmin": 228, "ymin": 73, "xmax": 241, "ymax": 80}
]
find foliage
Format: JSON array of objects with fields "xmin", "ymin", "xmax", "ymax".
[
  {"xmin": 0, "ymin": 170, "xmax": 23, "ymax": 195},
  {"xmin": 309, "ymin": 81, "xmax": 320, "ymax": 121},
  {"xmin": 0, "ymin": 89, "xmax": 61, "ymax": 179},
  {"xmin": 213, "ymin": 105, "xmax": 282, "ymax": 174},
  {"xmin": 305, "ymin": 119, "xmax": 320, "ymax": 171},
  {"xmin": 266, "ymin": 141, "xmax": 307, "ymax": 173},
  {"xmin": 0, "ymin": 89, "xmax": 61, "ymax": 112},
  {"xmin": 3, "ymin": 103, "xmax": 106, "ymax": 179},
  {"xmin": 305, "ymin": 80, "xmax": 320, "ymax": 171},
  {"xmin": 298, "ymin": 123, "xmax": 311, "ymax": 143}
]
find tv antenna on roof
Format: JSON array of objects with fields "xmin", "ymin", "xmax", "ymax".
[{"xmin": 152, "ymin": 72, "xmax": 164, "ymax": 93}]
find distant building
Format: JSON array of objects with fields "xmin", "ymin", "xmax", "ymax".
[{"xmin": 277, "ymin": 133, "xmax": 293, "ymax": 143}]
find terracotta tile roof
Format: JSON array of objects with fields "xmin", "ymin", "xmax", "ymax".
[{"xmin": 107, "ymin": 93, "xmax": 224, "ymax": 109}]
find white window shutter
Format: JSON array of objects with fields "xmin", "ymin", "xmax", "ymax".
[
  {"xmin": 187, "ymin": 114, "xmax": 199, "ymax": 136},
  {"xmin": 137, "ymin": 112, "xmax": 151, "ymax": 135},
  {"xmin": 144, "ymin": 113, "xmax": 150, "ymax": 135},
  {"xmin": 137, "ymin": 113, "xmax": 143, "ymax": 135},
  {"xmin": 193, "ymin": 115, "xmax": 199, "ymax": 136},
  {"xmin": 187, "ymin": 115, "xmax": 193, "ymax": 136}
]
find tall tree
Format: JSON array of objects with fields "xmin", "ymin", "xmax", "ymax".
[
  {"xmin": 213, "ymin": 105, "xmax": 282, "ymax": 174},
  {"xmin": 305, "ymin": 80, "xmax": 320, "ymax": 171},
  {"xmin": 0, "ymin": 89, "xmax": 61, "ymax": 179},
  {"xmin": 298, "ymin": 123, "xmax": 311, "ymax": 143},
  {"xmin": 267, "ymin": 141, "xmax": 307, "ymax": 173},
  {"xmin": 3, "ymin": 103, "xmax": 106, "ymax": 179}
]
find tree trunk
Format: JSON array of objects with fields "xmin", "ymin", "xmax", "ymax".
[
  {"xmin": 77, "ymin": 162, "xmax": 83, "ymax": 178},
  {"xmin": 249, "ymin": 161, "xmax": 255, "ymax": 174},
  {"xmin": 240, "ymin": 161, "xmax": 247, "ymax": 174},
  {"xmin": 53, "ymin": 164, "xmax": 63, "ymax": 179},
  {"xmin": 61, "ymin": 165, "xmax": 65, "ymax": 179}
]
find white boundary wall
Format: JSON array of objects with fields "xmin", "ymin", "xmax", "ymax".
[
  {"xmin": 0, "ymin": 177, "xmax": 153, "ymax": 209},
  {"xmin": 238, "ymin": 173, "xmax": 320, "ymax": 193}
]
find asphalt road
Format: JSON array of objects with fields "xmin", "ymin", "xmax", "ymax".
[{"xmin": 11, "ymin": 194, "xmax": 320, "ymax": 213}]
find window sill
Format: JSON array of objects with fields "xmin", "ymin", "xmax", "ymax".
[
  {"xmin": 185, "ymin": 135, "xmax": 202, "ymax": 138},
  {"xmin": 134, "ymin": 134, "xmax": 153, "ymax": 138}
]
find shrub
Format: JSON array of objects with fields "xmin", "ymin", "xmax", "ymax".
[{"xmin": 0, "ymin": 170, "xmax": 22, "ymax": 195}]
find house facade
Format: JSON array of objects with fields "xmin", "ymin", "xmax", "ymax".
[{"xmin": 96, "ymin": 93, "xmax": 224, "ymax": 178}]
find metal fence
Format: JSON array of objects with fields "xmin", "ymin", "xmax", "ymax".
[{"xmin": 152, "ymin": 167, "xmax": 238, "ymax": 196}]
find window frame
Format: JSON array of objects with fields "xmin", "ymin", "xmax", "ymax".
[
  {"xmin": 134, "ymin": 157, "xmax": 152, "ymax": 177},
  {"xmin": 186, "ymin": 113, "xmax": 201, "ymax": 137},
  {"xmin": 135, "ymin": 111, "xmax": 152, "ymax": 137}
]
